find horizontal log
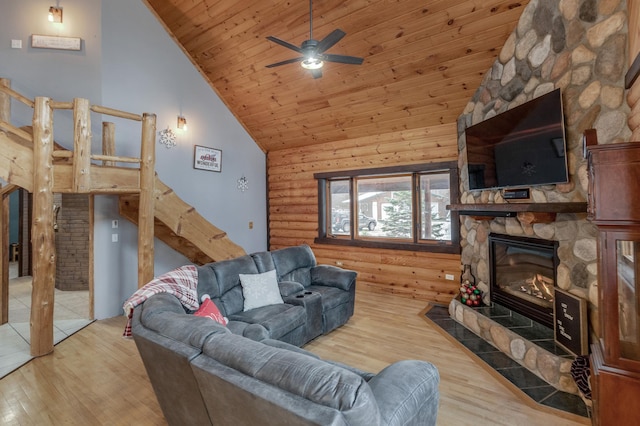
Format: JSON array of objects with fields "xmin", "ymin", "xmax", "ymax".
[
  {"xmin": 0, "ymin": 85, "xmax": 34, "ymax": 108},
  {"xmin": 91, "ymin": 154, "xmax": 141, "ymax": 164},
  {"xmin": 52, "ymin": 151, "xmax": 73, "ymax": 158},
  {"xmin": 50, "ymin": 101, "xmax": 73, "ymax": 110},
  {"xmin": 0, "ymin": 120, "xmax": 33, "ymax": 142},
  {"xmin": 90, "ymin": 105, "xmax": 142, "ymax": 121}
]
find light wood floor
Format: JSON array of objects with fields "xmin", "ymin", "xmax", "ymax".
[{"xmin": 0, "ymin": 291, "xmax": 590, "ymax": 426}]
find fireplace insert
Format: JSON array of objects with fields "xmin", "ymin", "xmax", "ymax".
[{"xmin": 489, "ymin": 233, "xmax": 559, "ymax": 328}]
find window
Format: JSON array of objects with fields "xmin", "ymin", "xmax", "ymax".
[{"xmin": 315, "ymin": 162, "xmax": 459, "ymax": 253}]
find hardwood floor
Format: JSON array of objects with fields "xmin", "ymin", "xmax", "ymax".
[{"xmin": 0, "ymin": 291, "xmax": 590, "ymax": 426}]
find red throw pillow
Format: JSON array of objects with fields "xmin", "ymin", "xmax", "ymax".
[{"xmin": 193, "ymin": 297, "xmax": 228, "ymax": 325}]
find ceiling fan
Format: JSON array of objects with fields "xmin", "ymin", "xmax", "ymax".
[{"xmin": 265, "ymin": 0, "xmax": 364, "ymax": 78}]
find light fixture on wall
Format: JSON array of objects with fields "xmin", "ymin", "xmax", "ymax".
[
  {"xmin": 48, "ymin": 6, "xmax": 63, "ymax": 23},
  {"xmin": 177, "ymin": 115, "xmax": 187, "ymax": 131},
  {"xmin": 158, "ymin": 127, "xmax": 177, "ymax": 149}
]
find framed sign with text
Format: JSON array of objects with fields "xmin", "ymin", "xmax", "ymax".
[
  {"xmin": 31, "ymin": 34, "xmax": 82, "ymax": 51},
  {"xmin": 194, "ymin": 145, "xmax": 222, "ymax": 172},
  {"xmin": 553, "ymin": 288, "xmax": 588, "ymax": 356}
]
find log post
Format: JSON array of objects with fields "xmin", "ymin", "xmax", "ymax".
[
  {"xmin": 0, "ymin": 79, "xmax": 10, "ymax": 325},
  {"xmin": 138, "ymin": 113, "xmax": 156, "ymax": 287},
  {"xmin": 72, "ymin": 98, "xmax": 91, "ymax": 192},
  {"xmin": 30, "ymin": 97, "xmax": 55, "ymax": 357},
  {"xmin": 0, "ymin": 78, "xmax": 10, "ymax": 122},
  {"xmin": 102, "ymin": 122, "xmax": 116, "ymax": 166}
]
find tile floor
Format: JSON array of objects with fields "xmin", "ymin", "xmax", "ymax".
[
  {"xmin": 0, "ymin": 262, "xmax": 92, "ymax": 378},
  {"xmin": 425, "ymin": 303, "xmax": 590, "ymax": 419}
]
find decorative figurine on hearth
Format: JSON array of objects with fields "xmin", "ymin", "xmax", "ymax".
[{"xmin": 460, "ymin": 264, "xmax": 482, "ymax": 307}]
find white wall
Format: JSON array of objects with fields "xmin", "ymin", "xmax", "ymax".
[{"xmin": 0, "ymin": 0, "xmax": 267, "ymax": 319}]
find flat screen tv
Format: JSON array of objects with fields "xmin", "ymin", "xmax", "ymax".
[{"xmin": 465, "ymin": 88, "xmax": 568, "ymax": 191}]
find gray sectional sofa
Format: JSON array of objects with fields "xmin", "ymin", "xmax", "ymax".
[
  {"xmin": 195, "ymin": 244, "xmax": 356, "ymax": 346},
  {"xmin": 131, "ymin": 245, "xmax": 440, "ymax": 425}
]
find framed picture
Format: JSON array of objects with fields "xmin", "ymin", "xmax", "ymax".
[
  {"xmin": 32, "ymin": 34, "xmax": 82, "ymax": 51},
  {"xmin": 194, "ymin": 145, "xmax": 222, "ymax": 172},
  {"xmin": 553, "ymin": 288, "xmax": 588, "ymax": 356}
]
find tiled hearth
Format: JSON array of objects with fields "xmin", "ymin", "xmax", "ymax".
[{"xmin": 425, "ymin": 301, "xmax": 589, "ymax": 418}]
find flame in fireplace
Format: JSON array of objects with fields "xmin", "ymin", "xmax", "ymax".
[{"xmin": 520, "ymin": 273, "xmax": 554, "ymax": 302}]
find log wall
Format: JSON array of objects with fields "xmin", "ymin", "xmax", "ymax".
[{"xmin": 267, "ymin": 123, "xmax": 461, "ymax": 303}]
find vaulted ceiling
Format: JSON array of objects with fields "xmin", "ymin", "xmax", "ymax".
[{"xmin": 143, "ymin": 0, "xmax": 529, "ymax": 152}]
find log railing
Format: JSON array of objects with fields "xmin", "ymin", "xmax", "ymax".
[{"xmin": 0, "ymin": 78, "xmax": 156, "ymax": 356}]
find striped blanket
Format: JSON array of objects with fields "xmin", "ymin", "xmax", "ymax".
[{"xmin": 122, "ymin": 265, "xmax": 199, "ymax": 338}]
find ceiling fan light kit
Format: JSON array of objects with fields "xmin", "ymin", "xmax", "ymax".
[{"xmin": 265, "ymin": 0, "xmax": 363, "ymax": 78}]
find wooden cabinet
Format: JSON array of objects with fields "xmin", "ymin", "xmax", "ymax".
[{"xmin": 588, "ymin": 142, "xmax": 640, "ymax": 426}]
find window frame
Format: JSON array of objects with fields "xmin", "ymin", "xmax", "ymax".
[{"xmin": 314, "ymin": 162, "xmax": 460, "ymax": 254}]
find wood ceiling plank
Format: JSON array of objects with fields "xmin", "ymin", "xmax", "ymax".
[{"xmin": 143, "ymin": 0, "xmax": 529, "ymax": 152}]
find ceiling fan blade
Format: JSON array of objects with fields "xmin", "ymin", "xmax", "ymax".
[
  {"xmin": 319, "ymin": 53, "xmax": 364, "ymax": 65},
  {"xmin": 266, "ymin": 57, "xmax": 304, "ymax": 68},
  {"xmin": 311, "ymin": 69, "xmax": 323, "ymax": 79},
  {"xmin": 316, "ymin": 29, "xmax": 346, "ymax": 54},
  {"xmin": 266, "ymin": 36, "xmax": 302, "ymax": 53}
]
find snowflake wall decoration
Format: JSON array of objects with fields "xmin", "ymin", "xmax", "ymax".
[
  {"xmin": 158, "ymin": 127, "xmax": 177, "ymax": 149},
  {"xmin": 237, "ymin": 175, "xmax": 249, "ymax": 192}
]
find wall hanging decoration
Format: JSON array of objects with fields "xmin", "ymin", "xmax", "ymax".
[
  {"xmin": 31, "ymin": 34, "xmax": 81, "ymax": 51},
  {"xmin": 158, "ymin": 127, "xmax": 176, "ymax": 149},
  {"xmin": 237, "ymin": 175, "xmax": 248, "ymax": 192},
  {"xmin": 194, "ymin": 145, "xmax": 222, "ymax": 172}
]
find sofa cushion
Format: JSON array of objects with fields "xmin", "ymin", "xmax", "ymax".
[
  {"xmin": 229, "ymin": 303, "xmax": 306, "ymax": 340},
  {"xmin": 193, "ymin": 297, "xmax": 228, "ymax": 325},
  {"xmin": 201, "ymin": 333, "xmax": 381, "ymax": 424},
  {"xmin": 195, "ymin": 264, "xmax": 221, "ymax": 302},
  {"xmin": 311, "ymin": 265, "xmax": 357, "ymax": 291},
  {"xmin": 307, "ymin": 285, "xmax": 352, "ymax": 311},
  {"xmin": 368, "ymin": 360, "xmax": 440, "ymax": 426},
  {"xmin": 271, "ymin": 244, "xmax": 316, "ymax": 286},
  {"xmin": 139, "ymin": 293, "xmax": 230, "ymax": 348},
  {"xmin": 213, "ymin": 254, "xmax": 259, "ymax": 294},
  {"xmin": 239, "ymin": 269, "xmax": 284, "ymax": 311},
  {"xmin": 250, "ymin": 251, "xmax": 276, "ymax": 273}
]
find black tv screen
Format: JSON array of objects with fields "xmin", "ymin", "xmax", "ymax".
[{"xmin": 465, "ymin": 88, "xmax": 568, "ymax": 191}]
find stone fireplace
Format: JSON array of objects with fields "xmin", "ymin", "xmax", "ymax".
[
  {"xmin": 446, "ymin": 0, "xmax": 632, "ymax": 397},
  {"xmin": 489, "ymin": 233, "xmax": 558, "ymax": 328}
]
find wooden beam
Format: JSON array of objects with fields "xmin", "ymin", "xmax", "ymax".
[
  {"xmin": 102, "ymin": 122, "xmax": 116, "ymax": 166},
  {"xmin": 0, "ymin": 78, "xmax": 10, "ymax": 123},
  {"xmin": 30, "ymin": 97, "xmax": 55, "ymax": 357},
  {"xmin": 72, "ymin": 98, "xmax": 91, "ymax": 193},
  {"xmin": 138, "ymin": 113, "xmax": 156, "ymax": 287}
]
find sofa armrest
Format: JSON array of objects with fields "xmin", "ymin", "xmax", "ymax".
[
  {"xmin": 367, "ymin": 360, "xmax": 440, "ymax": 426},
  {"xmin": 278, "ymin": 280, "xmax": 305, "ymax": 296},
  {"xmin": 311, "ymin": 265, "xmax": 357, "ymax": 291}
]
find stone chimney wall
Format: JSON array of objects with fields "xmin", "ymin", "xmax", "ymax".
[{"xmin": 457, "ymin": 0, "xmax": 630, "ymax": 339}]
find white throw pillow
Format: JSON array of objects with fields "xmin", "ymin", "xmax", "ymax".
[{"xmin": 239, "ymin": 269, "xmax": 284, "ymax": 311}]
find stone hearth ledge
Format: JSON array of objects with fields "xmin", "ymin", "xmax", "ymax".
[{"xmin": 449, "ymin": 297, "xmax": 578, "ymax": 395}]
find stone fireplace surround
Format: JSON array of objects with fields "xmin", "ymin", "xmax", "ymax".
[{"xmin": 448, "ymin": 0, "xmax": 631, "ymax": 399}]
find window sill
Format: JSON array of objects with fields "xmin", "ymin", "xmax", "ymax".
[{"xmin": 314, "ymin": 237, "xmax": 460, "ymax": 254}]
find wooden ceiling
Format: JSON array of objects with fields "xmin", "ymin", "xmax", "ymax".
[{"xmin": 143, "ymin": 0, "xmax": 529, "ymax": 153}]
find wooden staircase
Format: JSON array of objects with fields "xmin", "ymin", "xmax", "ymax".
[
  {"xmin": 118, "ymin": 177, "xmax": 244, "ymax": 265},
  {"xmin": 0, "ymin": 78, "xmax": 245, "ymax": 357}
]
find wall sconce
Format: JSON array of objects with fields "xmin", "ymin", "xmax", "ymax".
[
  {"xmin": 158, "ymin": 127, "xmax": 177, "ymax": 149},
  {"xmin": 177, "ymin": 115, "xmax": 187, "ymax": 131},
  {"xmin": 48, "ymin": 6, "xmax": 63, "ymax": 23}
]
